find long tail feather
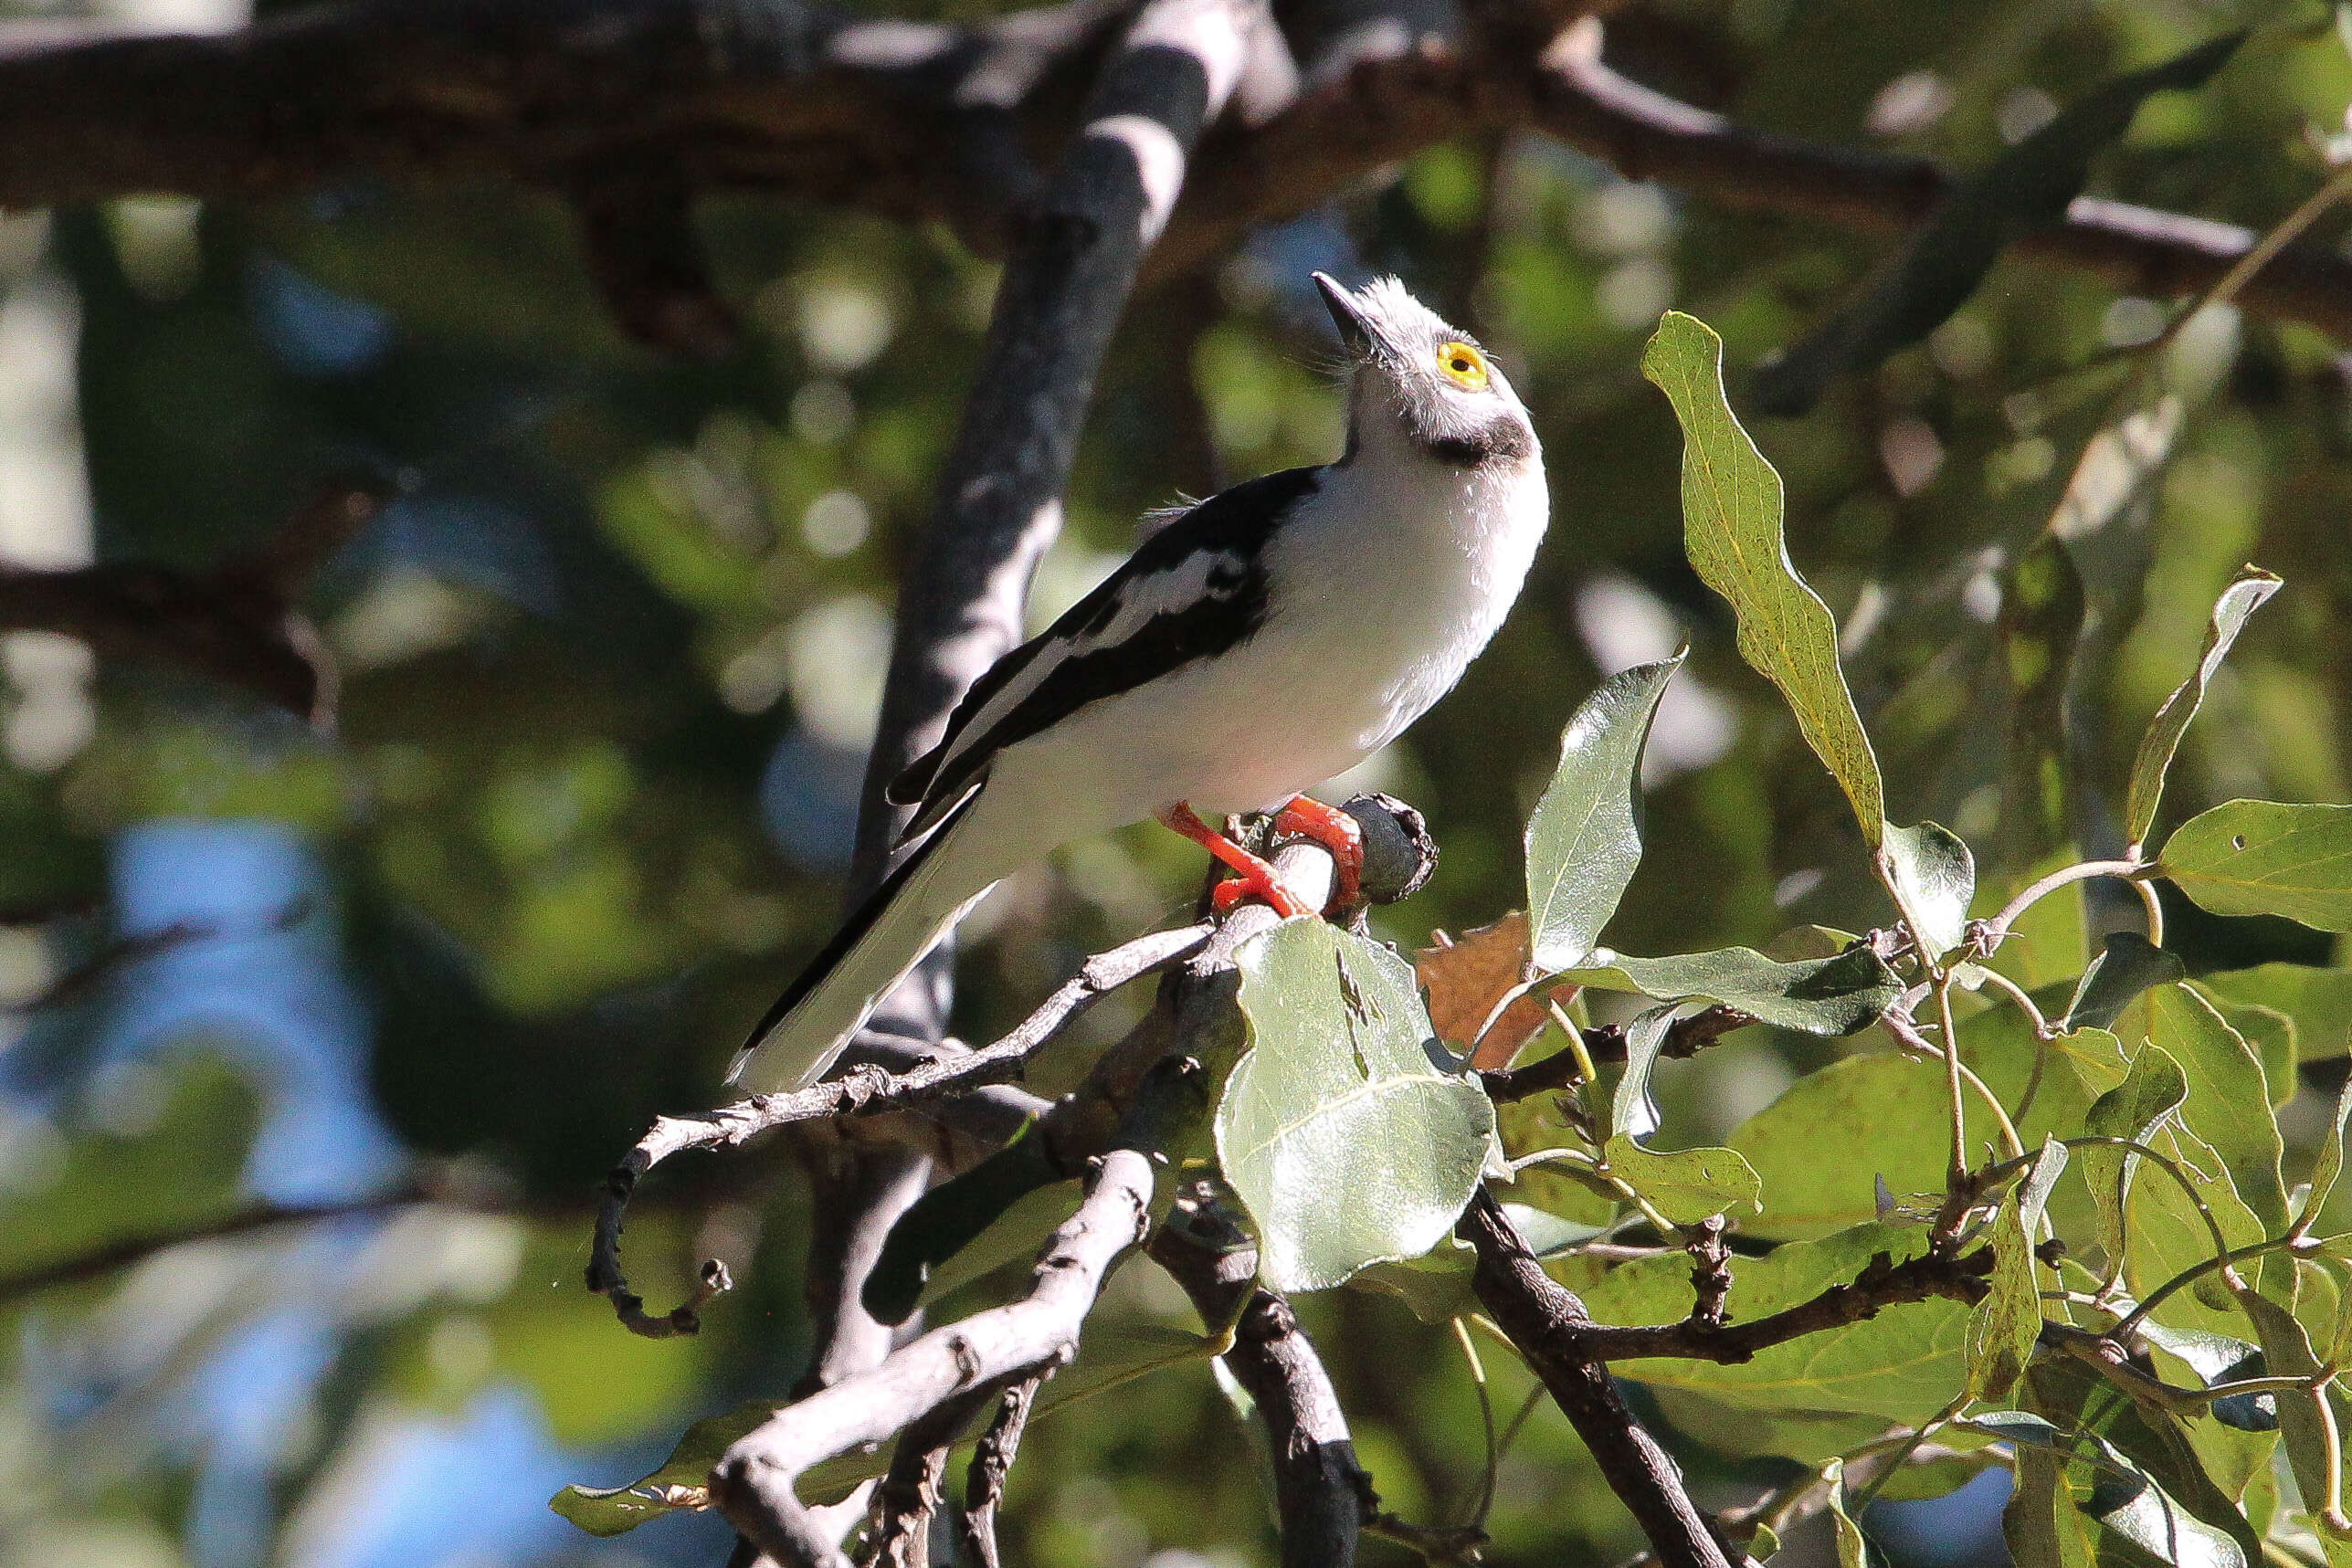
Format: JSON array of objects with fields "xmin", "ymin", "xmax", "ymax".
[{"xmin": 727, "ymin": 788, "xmax": 996, "ymax": 1093}]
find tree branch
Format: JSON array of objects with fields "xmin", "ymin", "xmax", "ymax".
[
  {"xmin": 0, "ymin": 5, "xmax": 2345, "ymax": 346},
  {"xmin": 706, "ymin": 1056, "xmax": 1203, "ymax": 1568},
  {"xmin": 585, "ymin": 921, "xmax": 1208, "ymax": 1337},
  {"xmin": 1461, "ymin": 1189, "xmax": 1734, "ymax": 1568},
  {"xmin": 1151, "ymin": 1188, "xmax": 1368, "ymax": 1568},
  {"xmin": 957, "ymin": 1376, "xmax": 1042, "ymax": 1568}
]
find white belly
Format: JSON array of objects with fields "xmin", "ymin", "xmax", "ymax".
[{"xmin": 985, "ymin": 442, "xmax": 1548, "ymax": 841}]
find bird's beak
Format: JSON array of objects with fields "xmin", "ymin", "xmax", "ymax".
[{"xmin": 1313, "ymin": 272, "xmax": 1376, "ymax": 358}]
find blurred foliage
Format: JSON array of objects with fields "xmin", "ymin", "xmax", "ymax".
[{"xmin": 7, "ymin": 0, "xmax": 2352, "ymax": 1565}]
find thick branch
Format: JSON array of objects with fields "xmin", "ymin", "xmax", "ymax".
[
  {"xmin": 1461, "ymin": 1190, "xmax": 1733, "ymax": 1568},
  {"xmin": 1151, "ymin": 1193, "xmax": 1367, "ymax": 1568},
  {"xmin": 1570, "ymin": 1243, "xmax": 1990, "ymax": 1363},
  {"xmin": 1, "ymin": 5, "xmax": 2347, "ymax": 345}
]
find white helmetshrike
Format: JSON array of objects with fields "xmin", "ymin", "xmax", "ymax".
[{"xmin": 730, "ymin": 272, "xmax": 1550, "ymax": 1092}]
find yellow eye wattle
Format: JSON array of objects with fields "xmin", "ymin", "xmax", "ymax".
[{"xmin": 1437, "ymin": 341, "xmax": 1490, "ymax": 390}]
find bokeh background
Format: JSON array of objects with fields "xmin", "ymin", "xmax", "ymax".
[{"xmin": 3, "ymin": 0, "xmax": 2349, "ymax": 1563}]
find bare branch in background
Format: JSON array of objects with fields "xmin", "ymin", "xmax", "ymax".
[
  {"xmin": 0, "ymin": 4, "xmax": 2339, "ymax": 343},
  {"xmin": 957, "ymin": 1377, "xmax": 1042, "ymax": 1568},
  {"xmin": 0, "ymin": 477, "xmax": 382, "ymax": 722}
]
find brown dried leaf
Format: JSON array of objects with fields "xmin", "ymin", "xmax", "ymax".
[{"xmin": 1415, "ymin": 912, "xmax": 1577, "ymax": 1068}]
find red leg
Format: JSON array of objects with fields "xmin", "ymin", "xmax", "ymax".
[
  {"xmin": 1274, "ymin": 795, "xmax": 1364, "ymax": 910},
  {"xmin": 1156, "ymin": 803, "xmax": 1309, "ymax": 920}
]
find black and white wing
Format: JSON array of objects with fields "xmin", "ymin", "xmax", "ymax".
[{"xmin": 888, "ymin": 466, "xmax": 1323, "ymax": 838}]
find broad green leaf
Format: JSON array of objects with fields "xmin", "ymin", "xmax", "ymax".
[
  {"xmin": 1568, "ymin": 945, "xmax": 1899, "ymax": 1036},
  {"xmin": 2003, "ymin": 1435, "xmax": 2097, "ymax": 1568},
  {"xmin": 2209, "ymin": 1000, "xmax": 2296, "ymax": 1112},
  {"xmin": 1969, "ymin": 1138, "xmax": 2067, "ymax": 1400},
  {"xmin": 551, "ymin": 1319, "xmax": 1211, "ymax": 1534},
  {"xmin": 1880, "ymin": 820, "xmax": 1976, "ymax": 962},
  {"xmin": 1749, "ymin": 31, "xmax": 2246, "ymax": 416},
  {"xmin": 1524, "ymin": 654, "xmax": 1683, "ymax": 972},
  {"xmin": 1825, "ymin": 1458, "xmax": 1868, "ymax": 1568},
  {"xmin": 2162, "ymin": 802, "xmax": 2352, "ymax": 932},
  {"xmin": 2021, "ymin": 1358, "xmax": 2260, "ymax": 1568},
  {"xmin": 2199, "ymin": 963, "xmax": 2352, "ymax": 1062},
  {"xmin": 2136, "ymin": 1321, "xmax": 2277, "ymax": 1436},
  {"xmin": 1603, "ymin": 1005, "xmax": 1760, "ymax": 1226},
  {"xmin": 2063, "ymin": 932, "xmax": 2186, "ymax": 1034},
  {"xmin": 1583, "ymin": 1220, "xmax": 1970, "ymax": 1430},
  {"xmin": 2125, "ymin": 567, "xmax": 2282, "ymax": 851},
  {"xmin": 1728, "ymin": 1052, "xmax": 1947, "ymax": 1240},
  {"xmin": 2080, "ymin": 1041, "xmax": 2188, "ymax": 1279},
  {"xmin": 2147, "ymin": 983, "xmax": 2287, "ymax": 1231},
  {"xmin": 1217, "ymin": 920, "xmax": 1495, "ymax": 1293},
  {"xmin": 1641, "ymin": 310, "xmax": 1885, "ymax": 843}
]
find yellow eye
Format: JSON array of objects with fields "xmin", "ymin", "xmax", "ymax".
[{"xmin": 1437, "ymin": 341, "xmax": 1490, "ymax": 390}]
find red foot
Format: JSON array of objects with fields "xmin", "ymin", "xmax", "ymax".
[
  {"xmin": 1157, "ymin": 803, "xmax": 1310, "ymax": 920},
  {"xmin": 1273, "ymin": 795, "xmax": 1364, "ymax": 910}
]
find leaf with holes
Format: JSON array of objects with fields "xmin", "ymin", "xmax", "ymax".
[
  {"xmin": 1524, "ymin": 653, "xmax": 1683, "ymax": 973},
  {"xmin": 1217, "ymin": 919, "xmax": 1496, "ymax": 1293},
  {"xmin": 2161, "ymin": 801, "xmax": 2352, "ymax": 932}
]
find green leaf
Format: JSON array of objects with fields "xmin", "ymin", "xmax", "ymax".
[
  {"xmin": 551, "ymin": 1319, "xmax": 1211, "ymax": 1535},
  {"xmin": 2147, "ymin": 983, "xmax": 2287, "ymax": 1232},
  {"xmin": 2199, "ymin": 964, "xmax": 2352, "ymax": 1062},
  {"xmin": 1217, "ymin": 920, "xmax": 1496, "ymax": 1293},
  {"xmin": 1583, "ymin": 1220, "xmax": 1971, "ymax": 1432},
  {"xmin": 2161, "ymin": 801, "xmax": 2352, "ymax": 932},
  {"xmin": 2124, "ymin": 567, "xmax": 2283, "ymax": 851},
  {"xmin": 2062, "ymin": 932, "xmax": 2187, "ymax": 1034},
  {"xmin": 2210, "ymin": 1000, "xmax": 2297, "ymax": 1113},
  {"xmin": 1749, "ymin": 30, "xmax": 2246, "ymax": 416},
  {"xmin": 1568, "ymin": 945, "xmax": 1900, "ymax": 1036},
  {"xmin": 2305, "ymin": 1079, "xmax": 2352, "ymax": 1237},
  {"xmin": 1728, "ymin": 1052, "xmax": 1948, "ymax": 1241},
  {"xmin": 1969, "ymin": 1137, "xmax": 2067, "ymax": 1400},
  {"xmin": 1880, "ymin": 819, "xmax": 1976, "ymax": 961},
  {"xmin": 1603, "ymin": 1006, "xmax": 1762, "ymax": 1224},
  {"xmin": 1825, "ymin": 1457, "xmax": 1869, "ymax": 1568},
  {"xmin": 1641, "ymin": 310, "xmax": 1885, "ymax": 843},
  {"xmin": 2080, "ymin": 1041, "xmax": 2188, "ymax": 1279},
  {"xmin": 2020, "ymin": 1357, "xmax": 2262, "ymax": 1568},
  {"xmin": 1524, "ymin": 654, "xmax": 1684, "ymax": 972},
  {"xmin": 2234, "ymin": 1283, "xmax": 2346, "ymax": 1541}
]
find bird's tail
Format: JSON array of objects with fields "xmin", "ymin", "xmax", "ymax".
[{"xmin": 727, "ymin": 788, "xmax": 997, "ymax": 1093}]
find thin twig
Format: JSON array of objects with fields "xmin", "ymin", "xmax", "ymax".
[{"xmin": 586, "ymin": 921, "xmax": 1208, "ymax": 1337}]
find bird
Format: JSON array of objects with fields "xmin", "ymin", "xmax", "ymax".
[{"xmin": 731, "ymin": 272, "xmax": 1550, "ymax": 1093}]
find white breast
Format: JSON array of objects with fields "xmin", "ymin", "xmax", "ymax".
[{"xmin": 986, "ymin": 430, "xmax": 1548, "ymax": 838}]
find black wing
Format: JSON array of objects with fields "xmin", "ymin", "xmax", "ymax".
[{"xmin": 888, "ymin": 466, "xmax": 1322, "ymax": 837}]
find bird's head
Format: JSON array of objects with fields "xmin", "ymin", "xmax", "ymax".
[{"xmin": 1313, "ymin": 272, "xmax": 1537, "ymax": 469}]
